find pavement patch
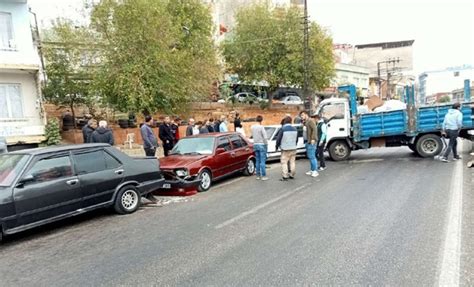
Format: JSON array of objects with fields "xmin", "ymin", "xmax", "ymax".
[{"xmin": 215, "ymin": 183, "xmax": 311, "ymax": 229}]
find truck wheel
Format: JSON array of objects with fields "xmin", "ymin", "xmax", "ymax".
[
  {"xmin": 329, "ymin": 140, "xmax": 351, "ymax": 161},
  {"xmin": 415, "ymin": 134, "xmax": 442, "ymax": 158},
  {"xmin": 114, "ymin": 186, "xmax": 141, "ymax": 214}
]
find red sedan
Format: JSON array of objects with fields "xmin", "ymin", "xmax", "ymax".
[{"xmin": 159, "ymin": 132, "xmax": 256, "ymax": 192}]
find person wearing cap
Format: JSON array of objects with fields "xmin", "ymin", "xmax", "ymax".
[
  {"xmin": 440, "ymin": 103, "xmax": 463, "ymax": 162},
  {"xmin": 301, "ymin": 111, "xmax": 319, "ymax": 177}
]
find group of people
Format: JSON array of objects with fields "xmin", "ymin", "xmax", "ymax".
[
  {"xmin": 141, "ymin": 113, "xmax": 241, "ymax": 157},
  {"xmin": 251, "ymin": 111, "xmax": 327, "ymax": 181},
  {"xmin": 82, "ymin": 119, "xmax": 115, "ymax": 145}
]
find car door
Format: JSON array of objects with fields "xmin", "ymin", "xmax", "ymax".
[
  {"xmin": 229, "ymin": 134, "xmax": 249, "ymax": 170},
  {"xmin": 13, "ymin": 152, "xmax": 82, "ymax": 226},
  {"xmin": 72, "ymin": 148, "xmax": 124, "ymax": 207},
  {"xmin": 212, "ymin": 136, "xmax": 233, "ymax": 178}
]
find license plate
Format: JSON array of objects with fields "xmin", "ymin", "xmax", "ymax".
[{"xmin": 162, "ymin": 183, "xmax": 171, "ymax": 189}]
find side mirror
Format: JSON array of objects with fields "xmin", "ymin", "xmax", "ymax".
[
  {"xmin": 16, "ymin": 174, "xmax": 34, "ymax": 188},
  {"xmin": 216, "ymin": 147, "xmax": 226, "ymax": 154}
]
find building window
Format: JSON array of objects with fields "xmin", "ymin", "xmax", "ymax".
[
  {"xmin": 0, "ymin": 84, "xmax": 24, "ymax": 118},
  {"xmin": 0, "ymin": 12, "xmax": 14, "ymax": 50}
]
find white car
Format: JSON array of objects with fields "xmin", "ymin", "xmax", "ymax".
[
  {"xmin": 280, "ymin": 96, "xmax": 303, "ymax": 105},
  {"xmin": 250, "ymin": 124, "xmax": 306, "ymax": 159}
]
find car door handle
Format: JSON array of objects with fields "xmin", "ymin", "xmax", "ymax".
[
  {"xmin": 66, "ymin": 179, "xmax": 79, "ymax": 186},
  {"xmin": 245, "ymin": 148, "xmax": 250, "ymax": 151},
  {"xmin": 115, "ymin": 169, "xmax": 124, "ymax": 175},
  {"xmin": 230, "ymin": 152, "xmax": 236, "ymax": 157},
  {"xmin": 339, "ymin": 128, "xmax": 345, "ymax": 131}
]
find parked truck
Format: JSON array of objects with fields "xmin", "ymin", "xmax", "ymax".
[{"xmin": 318, "ymin": 80, "xmax": 474, "ymax": 161}]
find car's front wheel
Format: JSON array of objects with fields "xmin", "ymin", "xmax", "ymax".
[
  {"xmin": 197, "ymin": 169, "xmax": 212, "ymax": 192},
  {"xmin": 114, "ymin": 186, "xmax": 141, "ymax": 214}
]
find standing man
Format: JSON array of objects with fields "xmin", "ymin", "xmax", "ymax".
[
  {"xmin": 90, "ymin": 120, "xmax": 114, "ymax": 145},
  {"xmin": 186, "ymin": 118, "xmax": 195, "ymax": 136},
  {"xmin": 214, "ymin": 117, "xmax": 221, "ymax": 133},
  {"xmin": 82, "ymin": 119, "xmax": 97, "ymax": 143},
  {"xmin": 234, "ymin": 113, "xmax": 242, "ymax": 131},
  {"xmin": 198, "ymin": 121, "xmax": 209, "ymax": 134},
  {"xmin": 206, "ymin": 118, "xmax": 215, "ymax": 133},
  {"xmin": 251, "ymin": 115, "xmax": 268, "ymax": 180},
  {"xmin": 301, "ymin": 111, "xmax": 319, "ymax": 177},
  {"xmin": 141, "ymin": 115, "xmax": 159, "ymax": 157},
  {"xmin": 170, "ymin": 117, "xmax": 181, "ymax": 145},
  {"xmin": 441, "ymin": 103, "xmax": 463, "ymax": 162},
  {"xmin": 159, "ymin": 116, "xmax": 174, "ymax": 156},
  {"xmin": 275, "ymin": 116, "xmax": 298, "ymax": 181},
  {"xmin": 219, "ymin": 115, "xmax": 228, "ymax": 132},
  {"xmin": 315, "ymin": 115, "xmax": 327, "ymax": 171}
]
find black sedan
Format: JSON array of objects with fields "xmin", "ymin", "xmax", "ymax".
[{"xmin": 0, "ymin": 144, "xmax": 166, "ymax": 242}]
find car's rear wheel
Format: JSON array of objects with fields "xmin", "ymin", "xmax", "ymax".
[
  {"xmin": 197, "ymin": 169, "xmax": 212, "ymax": 192},
  {"xmin": 243, "ymin": 159, "xmax": 255, "ymax": 176},
  {"xmin": 114, "ymin": 186, "xmax": 141, "ymax": 214}
]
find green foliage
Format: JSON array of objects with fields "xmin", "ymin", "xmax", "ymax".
[
  {"xmin": 44, "ymin": 118, "xmax": 62, "ymax": 146},
  {"xmin": 42, "ymin": 20, "xmax": 98, "ymax": 120},
  {"xmin": 222, "ymin": 4, "xmax": 335, "ymax": 100},
  {"xmin": 259, "ymin": 100, "xmax": 270, "ymax": 110},
  {"xmin": 438, "ymin": 95, "xmax": 451, "ymax": 103},
  {"xmin": 91, "ymin": 0, "xmax": 219, "ymax": 114}
]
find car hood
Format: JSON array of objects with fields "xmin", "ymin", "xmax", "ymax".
[{"xmin": 159, "ymin": 155, "xmax": 207, "ymax": 169}]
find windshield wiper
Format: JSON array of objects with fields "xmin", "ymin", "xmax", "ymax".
[{"xmin": 183, "ymin": 152, "xmax": 202, "ymax": 155}]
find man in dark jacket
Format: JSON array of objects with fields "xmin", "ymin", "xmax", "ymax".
[
  {"xmin": 207, "ymin": 118, "xmax": 215, "ymax": 133},
  {"xmin": 171, "ymin": 117, "xmax": 181, "ymax": 145},
  {"xmin": 186, "ymin": 118, "xmax": 195, "ymax": 136},
  {"xmin": 159, "ymin": 116, "xmax": 174, "ymax": 156},
  {"xmin": 198, "ymin": 121, "xmax": 209, "ymax": 134},
  {"xmin": 90, "ymin": 120, "xmax": 114, "ymax": 145},
  {"xmin": 141, "ymin": 115, "xmax": 158, "ymax": 157},
  {"xmin": 82, "ymin": 119, "xmax": 97, "ymax": 143},
  {"xmin": 213, "ymin": 118, "xmax": 221, "ymax": 133}
]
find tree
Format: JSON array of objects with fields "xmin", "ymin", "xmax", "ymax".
[
  {"xmin": 42, "ymin": 20, "xmax": 98, "ymax": 124},
  {"xmin": 222, "ymin": 4, "xmax": 335, "ymax": 106},
  {"xmin": 438, "ymin": 95, "xmax": 451, "ymax": 103},
  {"xmin": 90, "ymin": 0, "xmax": 219, "ymax": 114}
]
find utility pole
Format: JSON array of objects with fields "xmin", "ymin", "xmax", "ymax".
[{"xmin": 303, "ymin": 0, "xmax": 311, "ymax": 111}]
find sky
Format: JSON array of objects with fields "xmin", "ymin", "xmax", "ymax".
[{"xmin": 29, "ymin": 0, "xmax": 474, "ymax": 74}]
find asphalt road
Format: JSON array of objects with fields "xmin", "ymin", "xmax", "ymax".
[{"xmin": 0, "ymin": 144, "xmax": 473, "ymax": 286}]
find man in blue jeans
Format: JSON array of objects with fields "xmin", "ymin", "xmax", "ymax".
[
  {"xmin": 301, "ymin": 111, "xmax": 319, "ymax": 177},
  {"xmin": 251, "ymin": 115, "xmax": 268, "ymax": 180}
]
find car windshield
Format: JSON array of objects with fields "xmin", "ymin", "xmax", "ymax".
[
  {"xmin": 0, "ymin": 154, "xmax": 30, "ymax": 186},
  {"xmin": 171, "ymin": 137, "xmax": 215, "ymax": 155}
]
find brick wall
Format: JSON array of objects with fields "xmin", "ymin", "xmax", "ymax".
[{"xmin": 52, "ymin": 102, "xmax": 304, "ymax": 145}]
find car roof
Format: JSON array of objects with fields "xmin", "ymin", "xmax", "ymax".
[
  {"xmin": 180, "ymin": 132, "xmax": 240, "ymax": 139},
  {"xmin": 9, "ymin": 143, "xmax": 111, "ymax": 156}
]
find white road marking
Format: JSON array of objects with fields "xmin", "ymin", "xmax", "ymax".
[
  {"xmin": 348, "ymin": 158, "xmax": 384, "ymax": 164},
  {"xmin": 438, "ymin": 159, "xmax": 463, "ymax": 286},
  {"xmin": 215, "ymin": 183, "xmax": 311, "ymax": 229}
]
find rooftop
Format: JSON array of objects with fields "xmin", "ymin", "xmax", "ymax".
[{"xmin": 355, "ymin": 40, "xmax": 415, "ymax": 50}]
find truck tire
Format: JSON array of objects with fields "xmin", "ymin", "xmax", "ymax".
[
  {"xmin": 415, "ymin": 134, "xmax": 442, "ymax": 158},
  {"xmin": 329, "ymin": 140, "xmax": 351, "ymax": 161}
]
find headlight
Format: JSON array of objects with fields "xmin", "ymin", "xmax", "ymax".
[{"xmin": 175, "ymin": 169, "xmax": 188, "ymax": 177}]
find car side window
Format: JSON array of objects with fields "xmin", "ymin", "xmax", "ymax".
[
  {"xmin": 230, "ymin": 134, "xmax": 243, "ymax": 149},
  {"xmin": 24, "ymin": 156, "xmax": 73, "ymax": 183},
  {"xmin": 239, "ymin": 135, "xmax": 248, "ymax": 147},
  {"xmin": 73, "ymin": 150, "xmax": 107, "ymax": 174},
  {"xmin": 217, "ymin": 137, "xmax": 232, "ymax": 151},
  {"xmin": 104, "ymin": 151, "xmax": 122, "ymax": 169}
]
